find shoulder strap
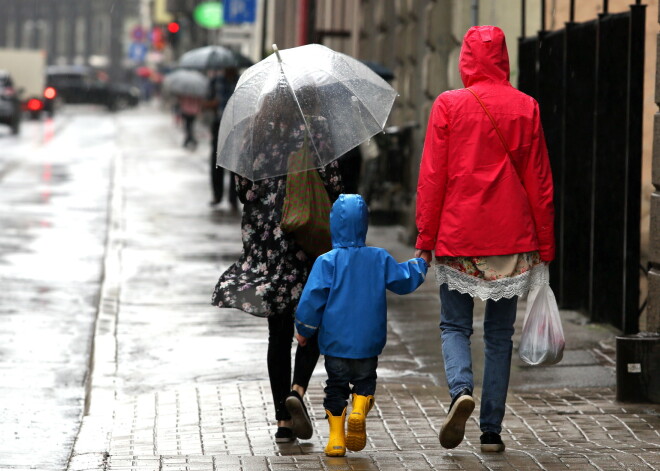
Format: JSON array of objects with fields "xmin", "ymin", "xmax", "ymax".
[{"xmin": 466, "ymin": 87, "xmax": 521, "ymax": 179}]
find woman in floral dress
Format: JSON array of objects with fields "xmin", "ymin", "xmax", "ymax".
[{"xmin": 212, "ymin": 88, "xmax": 343, "ymax": 442}]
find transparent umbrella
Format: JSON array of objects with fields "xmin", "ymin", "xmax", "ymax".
[
  {"xmin": 162, "ymin": 69, "xmax": 209, "ymax": 98},
  {"xmin": 216, "ymin": 44, "xmax": 398, "ymax": 181}
]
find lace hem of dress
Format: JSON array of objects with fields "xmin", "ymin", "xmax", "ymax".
[{"xmin": 434, "ymin": 263, "xmax": 549, "ymax": 301}]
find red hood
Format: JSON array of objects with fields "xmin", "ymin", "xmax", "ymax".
[{"xmin": 459, "ymin": 26, "xmax": 510, "ymax": 87}]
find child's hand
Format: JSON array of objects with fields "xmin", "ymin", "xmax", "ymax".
[
  {"xmin": 295, "ymin": 333, "xmax": 307, "ymax": 346},
  {"xmin": 415, "ymin": 249, "xmax": 433, "ymax": 265}
]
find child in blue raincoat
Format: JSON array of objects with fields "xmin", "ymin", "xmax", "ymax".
[{"xmin": 295, "ymin": 194, "xmax": 428, "ymax": 457}]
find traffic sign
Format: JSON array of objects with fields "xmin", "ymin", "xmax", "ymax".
[
  {"xmin": 223, "ymin": 0, "xmax": 256, "ymax": 24},
  {"xmin": 128, "ymin": 42, "xmax": 148, "ymax": 62}
]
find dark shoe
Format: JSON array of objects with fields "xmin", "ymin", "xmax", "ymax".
[
  {"xmin": 275, "ymin": 426, "xmax": 295, "ymax": 443},
  {"xmin": 439, "ymin": 388, "xmax": 475, "ymax": 449},
  {"xmin": 208, "ymin": 199, "xmax": 221, "ymax": 206},
  {"xmin": 480, "ymin": 431, "xmax": 505, "ymax": 452},
  {"xmin": 285, "ymin": 390, "xmax": 313, "ymax": 440}
]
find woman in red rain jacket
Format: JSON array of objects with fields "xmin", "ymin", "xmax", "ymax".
[{"xmin": 414, "ymin": 25, "xmax": 555, "ymax": 453}]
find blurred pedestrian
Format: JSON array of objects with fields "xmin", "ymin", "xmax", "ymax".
[
  {"xmin": 295, "ymin": 194, "xmax": 428, "ymax": 457},
  {"xmin": 337, "ymin": 146, "xmax": 362, "ymax": 194},
  {"xmin": 211, "ymin": 87, "xmax": 344, "ymax": 443},
  {"xmin": 208, "ymin": 67, "xmax": 239, "ymax": 208},
  {"xmin": 414, "ymin": 26, "xmax": 555, "ymax": 453},
  {"xmin": 178, "ymin": 94, "xmax": 202, "ymax": 149}
]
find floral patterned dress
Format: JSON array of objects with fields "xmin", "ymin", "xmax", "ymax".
[
  {"xmin": 211, "ymin": 117, "xmax": 343, "ymax": 317},
  {"xmin": 434, "ymin": 252, "xmax": 548, "ymax": 301}
]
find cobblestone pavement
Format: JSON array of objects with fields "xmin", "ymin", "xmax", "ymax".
[
  {"xmin": 68, "ymin": 108, "xmax": 660, "ymax": 471},
  {"xmin": 72, "ymin": 382, "xmax": 660, "ymax": 470}
]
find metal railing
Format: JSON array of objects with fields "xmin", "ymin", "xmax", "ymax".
[{"xmin": 518, "ymin": 2, "xmax": 646, "ymax": 334}]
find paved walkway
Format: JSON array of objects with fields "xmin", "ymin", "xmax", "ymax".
[
  {"xmin": 73, "ymin": 382, "xmax": 660, "ymax": 470},
  {"xmin": 68, "ymin": 108, "xmax": 660, "ymax": 471}
]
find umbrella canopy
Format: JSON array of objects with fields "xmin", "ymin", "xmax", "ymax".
[
  {"xmin": 162, "ymin": 69, "xmax": 209, "ymax": 98},
  {"xmin": 216, "ymin": 44, "xmax": 398, "ymax": 181},
  {"xmin": 179, "ymin": 45, "xmax": 253, "ymax": 71}
]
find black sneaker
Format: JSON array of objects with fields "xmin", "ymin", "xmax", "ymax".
[
  {"xmin": 274, "ymin": 426, "xmax": 295, "ymax": 443},
  {"xmin": 285, "ymin": 390, "xmax": 313, "ymax": 440},
  {"xmin": 439, "ymin": 388, "xmax": 475, "ymax": 449},
  {"xmin": 480, "ymin": 431, "xmax": 505, "ymax": 452}
]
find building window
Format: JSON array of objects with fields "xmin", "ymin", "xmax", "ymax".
[
  {"xmin": 36, "ymin": 20, "xmax": 50, "ymax": 51},
  {"xmin": 22, "ymin": 20, "xmax": 34, "ymax": 48},
  {"xmin": 6, "ymin": 22, "xmax": 16, "ymax": 48},
  {"xmin": 75, "ymin": 17, "xmax": 86, "ymax": 56},
  {"xmin": 95, "ymin": 15, "xmax": 110, "ymax": 55},
  {"xmin": 57, "ymin": 18, "xmax": 68, "ymax": 56}
]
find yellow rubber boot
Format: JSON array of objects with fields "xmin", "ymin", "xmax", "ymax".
[
  {"xmin": 324, "ymin": 408, "xmax": 347, "ymax": 457},
  {"xmin": 345, "ymin": 394, "xmax": 374, "ymax": 451}
]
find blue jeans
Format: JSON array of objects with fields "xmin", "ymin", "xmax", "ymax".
[
  {"xmin": 439, "ymin": 284, "xmax": 517, "ymax": 434},
  {"xmin": 324, "ymin": 355, "xmax": 378, "ymax": 416}
]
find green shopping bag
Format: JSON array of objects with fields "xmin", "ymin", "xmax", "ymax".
[{"xmin": 281, "ymin": 138, "xmax": 332, "ymax": 258}]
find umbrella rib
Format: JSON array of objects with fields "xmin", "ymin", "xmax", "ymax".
[{"xmin": 278, "ymin": 62, "xmax": 321, "ymax": 167}]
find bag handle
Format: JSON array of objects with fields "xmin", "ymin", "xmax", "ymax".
[
  {"xmin": 287, "ymin": 126, "xmax": 311, "ymax": 174},
  {"xmin": 466, "ymin": 87, "xmax": 521, "ymax": 180}
]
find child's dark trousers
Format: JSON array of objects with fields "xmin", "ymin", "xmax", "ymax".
[{"xmin": 323, "ymin": 355, "xmax": 378, "ymax": 416}]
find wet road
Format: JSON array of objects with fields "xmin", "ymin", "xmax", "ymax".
[{"xmin": 0, "ymin": 108, "xmax": 118, "ymax": 470}]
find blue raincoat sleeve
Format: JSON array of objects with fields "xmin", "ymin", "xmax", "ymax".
[
  {"xmin": 385, "ymin": 256, "xmax": 428, "ymax": 295},
  {"xmin": 295, "ymin": 255, "xmax": 333, "ymax": 339}
]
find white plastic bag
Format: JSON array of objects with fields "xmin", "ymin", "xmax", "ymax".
[{"xmin": 519, "ymin": 283, "xmax": 565, "ymax": 366}]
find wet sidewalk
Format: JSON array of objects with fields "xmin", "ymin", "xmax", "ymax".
[{"xmin": 68, "ymin": 108, "xmax": 660, "ymax": 471}]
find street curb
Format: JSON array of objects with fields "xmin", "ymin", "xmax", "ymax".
[{"xmin": 68, "ymin": 149, "xmax": 124, "ymax": 466}]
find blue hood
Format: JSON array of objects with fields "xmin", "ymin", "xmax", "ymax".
[{"xmin": 330, "ymin": 194, "xmax": 368, "ymax": 248}]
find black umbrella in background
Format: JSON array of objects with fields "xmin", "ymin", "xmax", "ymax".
[
  {"xmin": 179, "ymin": 45, "xmax": 253, "ymax": 70},
  {"xmin": 162, "ymin": 69, "xmax": 209, "ymax": 97}
]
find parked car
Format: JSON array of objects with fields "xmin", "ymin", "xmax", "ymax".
[
  {"xmin": 0, "ymin": 70, "xmax": 21, "ymax": 134},
  {"xmin": 46, "ymin": 65, "xmax": 139, "ymax": 111}
]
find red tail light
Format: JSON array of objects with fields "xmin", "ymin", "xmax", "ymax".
[
  {"xmin": 27, "ymin": 98, "xmax": 43, "ymax": 111},
  {"xmin": 44, "ymin": 87, "xmax": 56, "ymax": 100}
]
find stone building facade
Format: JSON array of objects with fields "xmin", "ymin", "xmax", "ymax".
[{"xmin": 0, "ymin": 0, "xmax": 139, "ymax": 79}]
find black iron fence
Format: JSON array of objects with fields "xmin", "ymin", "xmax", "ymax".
[{"xmin": 518, "ymin": 2, "xmax": 646, "ymax": 334}]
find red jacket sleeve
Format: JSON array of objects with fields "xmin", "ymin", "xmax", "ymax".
[
  {"xmin": 415, "ymin": 96, "xmax": 449, "ymax": 251},
  {"xmin": 521, "ymin": 100, "xmax": 555, "ymax": 262}
]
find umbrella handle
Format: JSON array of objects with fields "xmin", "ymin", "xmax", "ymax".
[{"xmin": 273, "ymin": 44, "xmax": 282, "ymax": 63}]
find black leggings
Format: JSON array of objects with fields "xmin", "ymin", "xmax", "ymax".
[
  {"xmin": 267, "ymin": 314, "xmax": 320, "ymax": 421},
  {"xmin": 210, "ymin": 120, "xmax": 237, "ymax": 205},
  {"xmin": 183, "ymin": 114, "xmax": 196, "ymax": 145}
]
